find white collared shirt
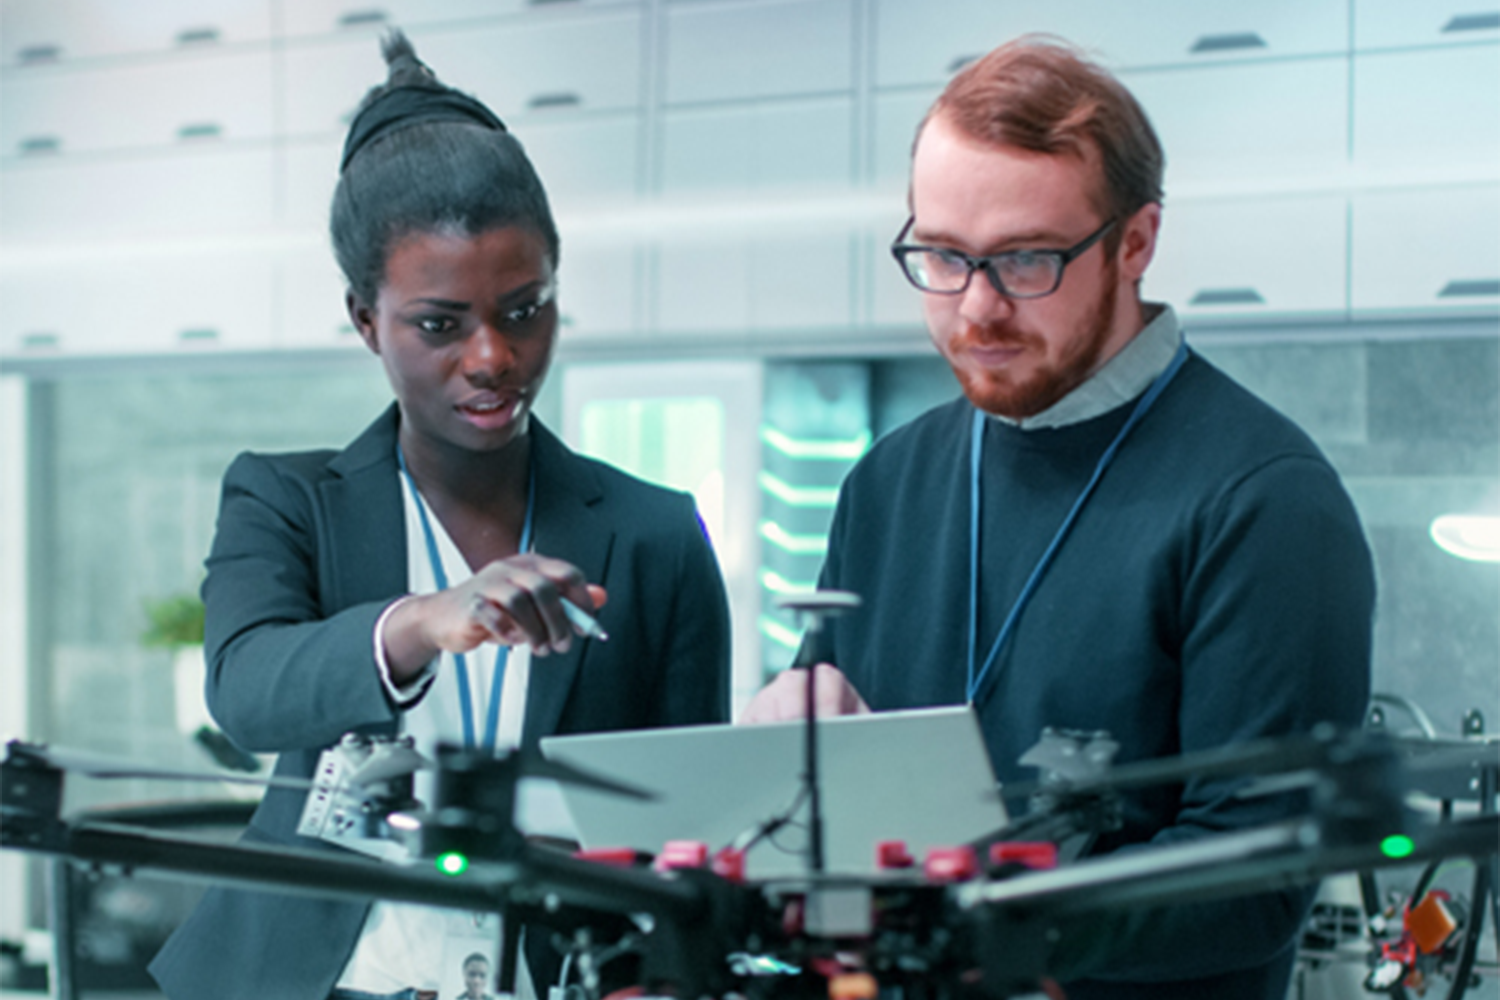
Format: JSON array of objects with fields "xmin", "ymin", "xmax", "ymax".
[
  {"xmin": 993, "ymin": 302, "xmax": 1183, "ymax": 430},
  {"xmin": 336, "ymin": 471, "xmax": 536, "ymax": 997}
]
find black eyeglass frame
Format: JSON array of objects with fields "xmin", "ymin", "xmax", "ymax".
[{"xmin": 890, "ymin": 215, "xmax": 1118, "ymax": 299}]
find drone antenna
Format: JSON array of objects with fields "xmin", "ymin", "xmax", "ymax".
[{"xmin": 776, "ymin": 590, "xmax": 861, "ymax": 875}]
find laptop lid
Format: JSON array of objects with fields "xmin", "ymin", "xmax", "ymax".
[{"xmin": 540, "ymin": 706, "xmax": 1006, "ymax": 879}]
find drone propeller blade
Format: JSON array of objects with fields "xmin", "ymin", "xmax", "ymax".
[
  {"xmin": 14, "ymin": 742, "xmax": 307, "ymax": 790},
  {"xmin": 1004, "ymin": 728, "xmax": 1353, "ymax": 801}
]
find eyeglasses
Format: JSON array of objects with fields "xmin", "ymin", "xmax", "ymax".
[{"xmin": 890, "ymin": 216, "xmax": 1118, "ymax": 299}]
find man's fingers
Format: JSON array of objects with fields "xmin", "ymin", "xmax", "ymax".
[{"xmin": 738, "ymin": 664, "xmax": 866, "ymax": 724}]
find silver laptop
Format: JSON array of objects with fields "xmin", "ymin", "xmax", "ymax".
[{"xmin": 540, "ymin": 706, "xmax": 1006, "ymax": 879}]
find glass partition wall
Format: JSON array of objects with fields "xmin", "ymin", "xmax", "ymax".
[{"xmin": 18, "ymin": 360, "xmax": 395, "ymax": 812}]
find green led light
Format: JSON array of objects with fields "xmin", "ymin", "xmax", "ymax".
[
  {"xmin": 1380, "ymin": 834, "xmax": 1415, "ymax": 859},
  {"xmin": 436, "ymin": 852, "xmax": 470, "ymax": 876}
]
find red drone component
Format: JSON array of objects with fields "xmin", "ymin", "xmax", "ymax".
[
  {"xmin": 876, "ymin": 840, "xmax": 915, "ymax": 870},
  {"xmin": 924, "ymin": 846, "xmax": 979, "ymax": 883},
  {"xmin": 653, "ymin": 840, "xmax": 709, "ymax": 872},
  {"xmin": 573, "ymin": 847, "xmax": 640, "ymax": 868},
  {"xmin": 711, "ymin": 846, "xmax": 746, "ymax": 883},
  {"xmin": 989, "ymin": 841, "xmax": 1058, "ymax": 871}
]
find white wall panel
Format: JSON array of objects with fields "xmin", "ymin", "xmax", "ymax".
[
  {"xmin": 281, "ymin": 0, "xmax": 639, "ymax": 39},
  {"xmin": 1, "ymin": 50, "xmax": 273, "ymax": 156},
  {"xmin": 0, "ymin": 0, "xmax": 1494, "ymax": 365},
  {"xmin": 0, "ymin": 149, "xmax": 275, "ymax": 241},
  {"xmin": 1351, "ymin": 184, "xmax": 1500, "ymax": 316},
  {"xmin": 280, "ymin": 40, "xmax": 390, "ymax": 139},
  {"xmin": 277, "ymin": 247, "xmax": 358, "ymax": 349},
  {"xmin": 0, "ymin": 256, "xmax": 275, "ymax": 355},
  {"xmin": 660, "ymin": 98, "xmax": 852, "ymax": 195},
  {"xmin": 655, "ymin": 238, "xmax": 752, "ymax": 334},
  {"xmin": 664, "ymin": 0, "xmax": 853, "ymax": 104},
  {"xmin": 870, "ymin": 89, "xmax": 936, "ymax": 187},
  {"xmin": 554, "ymin": 244, "xmax": 640, "ymax": 339},
  {"xmin": 1145, "ymin": 195, "xmax": 1349, "ymax": 319},
  {"xmin": 281, "ymin": 140, "xmax": 344, "ymax": 232},
  {"xmin": 1129, "ymin": 57, "xmax": 1349, "ymax": 192},
  {"xmin": 1354, "ymin": 0, "xmax": 1500, "ymax": 50},
  {"xmin": 655, "ymin": 231, "xmax": 854, "ymax": 335},
  {"xmin": 0, "ymin": 0, "xmax": 272, "ymax": 65},
  {"xmin": 748, "ymin": 233, "xmax": 853, "ymax": 331},
  {"xmin": 1353, "ymin": 45, "xmax": 1500, "ymax": 180},
  {"xmin": 411, "ymin": 12, "xmax": 644, "ymax": 120},
  {"xmin": 875, "ymin": 0, "xmax": 1348, "ymax": 88},
  {"xmin": 521, "ymin": 115, "xmax": 641, "ymax": 209}
]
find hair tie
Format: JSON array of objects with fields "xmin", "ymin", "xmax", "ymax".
[{"xmin": 340, "ymin": 86, "xmax": 507, "ymax": 173}]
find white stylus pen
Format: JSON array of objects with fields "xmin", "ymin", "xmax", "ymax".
[{"xmin": 560, "ymin": 597, "xmax": 609, "ymax": 642}]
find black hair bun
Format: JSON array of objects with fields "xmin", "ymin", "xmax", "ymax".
[{"xmin": 380, "ymin": 29, "xmax": 440, "ymax": 90}]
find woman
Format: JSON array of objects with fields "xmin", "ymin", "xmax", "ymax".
[{"xmin": 150, "ymin": 33, "xmax": 730, "ymax": 1000}]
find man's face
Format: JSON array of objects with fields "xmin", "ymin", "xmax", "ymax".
[{"xmin": 908, "ymin": 113, "xmax": 1156, "ymax": 419}]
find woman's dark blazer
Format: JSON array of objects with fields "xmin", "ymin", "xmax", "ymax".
[{"xmin": 149, "ymin": 405, "xmax": 731, "ymax": 1000}]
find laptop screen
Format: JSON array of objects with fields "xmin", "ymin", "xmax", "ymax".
[{"xmin": 541, "ymin": 706, "xmax": 1006, "ymax": 879}]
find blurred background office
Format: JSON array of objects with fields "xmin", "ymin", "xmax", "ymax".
[{"xmin": 0, "ymin": 1, "xmax": 1496, "ymax": 996}]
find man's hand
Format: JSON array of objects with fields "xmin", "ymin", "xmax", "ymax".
[{"xmin": 738, "ymin": 663, "xmax": 870, "ymax": 724}]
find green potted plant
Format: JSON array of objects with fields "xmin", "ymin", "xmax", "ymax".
[{"xmin": 140, "ymin": 594, "xmax": 205, "ymax": 650}]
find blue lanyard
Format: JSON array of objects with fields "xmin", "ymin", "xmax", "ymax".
[
  {"xmin": 966, "ymin": 342, "xmax": 1189, "ymax": 706},
  {"xmin": 397, "ymin": 448, "xmax": 535, "ymax": 751}
]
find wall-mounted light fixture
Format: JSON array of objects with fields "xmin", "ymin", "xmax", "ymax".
[{"xmin": 1430, "ymin": 514, "xmax": 1500, "ymax": 563}]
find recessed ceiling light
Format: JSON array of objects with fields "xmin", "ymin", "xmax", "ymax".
[{"xmin": 1430, "ymin": 514, "xmax": 1500, "ymax": 563}]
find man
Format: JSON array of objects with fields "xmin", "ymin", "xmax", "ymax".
[{"xmin": 742, "ymin": 37, "xmax": 1374, "ymax": 1000}]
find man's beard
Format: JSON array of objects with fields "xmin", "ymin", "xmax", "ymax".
[{"xmin": 950, "ymin": 262, "xmax": 1121, "ymax": 419}]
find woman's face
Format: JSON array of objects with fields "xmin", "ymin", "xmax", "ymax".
[{"xmin": 351, "ymin": 225, "xmax": 558, "ymax": 458}]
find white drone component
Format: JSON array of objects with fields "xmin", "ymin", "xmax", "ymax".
[{"xmin": 297, "ymin": 733, "xmax": 431, "ymax": 861}]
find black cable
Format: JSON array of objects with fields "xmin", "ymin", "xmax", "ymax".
[
  {"xmin": 1443, "ymin": 858, "xmax": 1490, "ymax": 1000},
  {"xmin": 1411, "ymin": 859, "xmax": 1443, "ymax": 907},
  {"xmin": 1492, "ymin": 857, "xmax": 1500, "ymax": 958},
  {"xmin": 728, "ymin": 786, "xmax": 808, "ymax": 856},
  {"xmin": 805, "ymin": 660, "xmax": 824, "ymax": 873}
]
